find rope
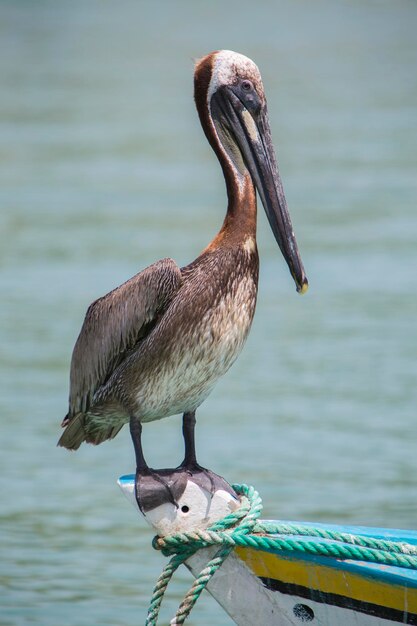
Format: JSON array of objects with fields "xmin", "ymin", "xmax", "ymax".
[{"xmin": 145, "ymin": 484, "xmax": 417, "ymax": 625}]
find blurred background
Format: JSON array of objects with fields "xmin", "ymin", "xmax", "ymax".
[{"xmin": 1, "ymin": 1, "xmax": 416, "ymax": 624}]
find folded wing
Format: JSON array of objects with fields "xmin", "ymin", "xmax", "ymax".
[{"xmin": 64, "ymin": 257, "xmax": 183, "ymax": 423}]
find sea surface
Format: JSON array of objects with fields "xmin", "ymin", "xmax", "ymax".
[{"xmin": 1, "ymin": 1, "xmax": 417, "ymax": 624}]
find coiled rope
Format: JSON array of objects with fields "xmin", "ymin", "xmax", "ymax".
[{"xmin": 146, "ymin": 484, "xmax": 417, "ymax": 625}]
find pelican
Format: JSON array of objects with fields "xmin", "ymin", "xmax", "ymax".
[{"xmin": 58, "ymin": 50, "xmax": 308, "ymax": 485}]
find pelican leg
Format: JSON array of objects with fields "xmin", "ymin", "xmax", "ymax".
[
  {"xmin": 178, "ymin": 411, "xmax": 217, "ymax": 495},
  {"xmin": 129, "ymin": 416, "xmax": 148, "ymax": 472},
  {"xmin": 181, "ymin": 410, "xmax": 199, "ymax": 468},
  {"xmin": 129, "ymin": 415, "xmax": 179, "ymax": 511}
]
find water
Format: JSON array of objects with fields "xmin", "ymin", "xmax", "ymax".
[{"xmin": 1, "ymin": 1, "xmax": 417, "ymax": 623}]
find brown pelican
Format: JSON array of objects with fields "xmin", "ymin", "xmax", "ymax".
[{"xmin": 58, "ymin": 50, "xmax": 308, "ymax": 491}]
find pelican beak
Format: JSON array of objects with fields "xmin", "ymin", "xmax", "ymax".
[{"xmin": 211, "ymin": 88, "xmax": 308, "ymax": 294}]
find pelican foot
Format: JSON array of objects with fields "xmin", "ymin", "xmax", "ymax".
[
  {"xmin": 135, "ymin": 467, "xmax": 185, "ymax": 514},
  {"xmin": 177, "ymin": 461, "xmax": 235, "ymax": 498},
  {"xmin": 134, "ymin": 465, "xmax": 237, "ymax": 515}
]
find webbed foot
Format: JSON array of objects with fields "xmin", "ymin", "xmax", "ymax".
[
  {"xmin": 135, "ymin": 467, "xmax": 186, "ymax": 514},
  {"xmin": 176, "ymin": 460, "xmax": 235, "ymax": 498}
]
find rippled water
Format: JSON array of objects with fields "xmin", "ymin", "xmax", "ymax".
[{"xmin": 1, "ymin": 1, "xmax": 417, "ymax": 624}]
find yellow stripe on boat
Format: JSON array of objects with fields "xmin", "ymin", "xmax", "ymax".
[{"xmin": 236, "ymin": 547, "xmax": 417, "ymax": 614}]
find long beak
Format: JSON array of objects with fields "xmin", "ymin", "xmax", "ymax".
[{"xmin": 212, "ymin": 88, "xmax": 308, "ymax": 294}]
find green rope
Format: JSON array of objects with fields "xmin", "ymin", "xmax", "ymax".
[{"xmin": 145, "ymin": 484, "xmax": 417, "ymax": 625}]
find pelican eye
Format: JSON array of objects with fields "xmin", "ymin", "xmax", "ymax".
[{"xmin": 241, "ymin": 79, "xmax": 253, "ymax": 92}]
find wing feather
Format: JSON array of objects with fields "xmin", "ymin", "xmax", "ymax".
[{"xmin": 66, "ymin": 258, "xmax": 182, "ymax": 418}]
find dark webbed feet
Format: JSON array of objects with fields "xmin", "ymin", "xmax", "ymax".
[{"xmin": 134, "ymin": 465, "xmax": 237, "ymax": 515}]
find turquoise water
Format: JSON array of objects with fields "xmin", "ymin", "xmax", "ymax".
[{"xmin": 1, "ymin": 1, "xmax": 417, "ymax": 624}]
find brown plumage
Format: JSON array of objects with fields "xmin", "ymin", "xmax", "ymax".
[{"xmin": 58, "ymin": 50, "xmax": 307, "ymax": 466}]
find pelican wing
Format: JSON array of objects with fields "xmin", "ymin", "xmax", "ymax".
[{"xmin": 66, "ymin": 258, "xmax": 182, "ymax": 418}]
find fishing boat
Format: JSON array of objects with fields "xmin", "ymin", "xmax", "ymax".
[{"xmin": 119, "ymin": 473, "xmax": 417, "ymax": 625}]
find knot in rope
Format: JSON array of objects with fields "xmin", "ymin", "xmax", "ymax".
[{"xmin": 146, "ymin": 483, "xmax": 261, "ymax": 625}]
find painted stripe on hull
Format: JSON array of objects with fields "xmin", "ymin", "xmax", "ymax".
[{"xmin": 260, "ymin": 576, "xmax": 417, "ymax": 624}]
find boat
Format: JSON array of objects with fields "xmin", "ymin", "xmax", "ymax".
[{"xmin": 118, "ymin": 473, "xmax": 417, "ymax": 625}]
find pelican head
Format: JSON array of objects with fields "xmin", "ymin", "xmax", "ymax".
[{"xmin": 195, "ymin": 50, "xmax": 308, "ymax": 294}]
